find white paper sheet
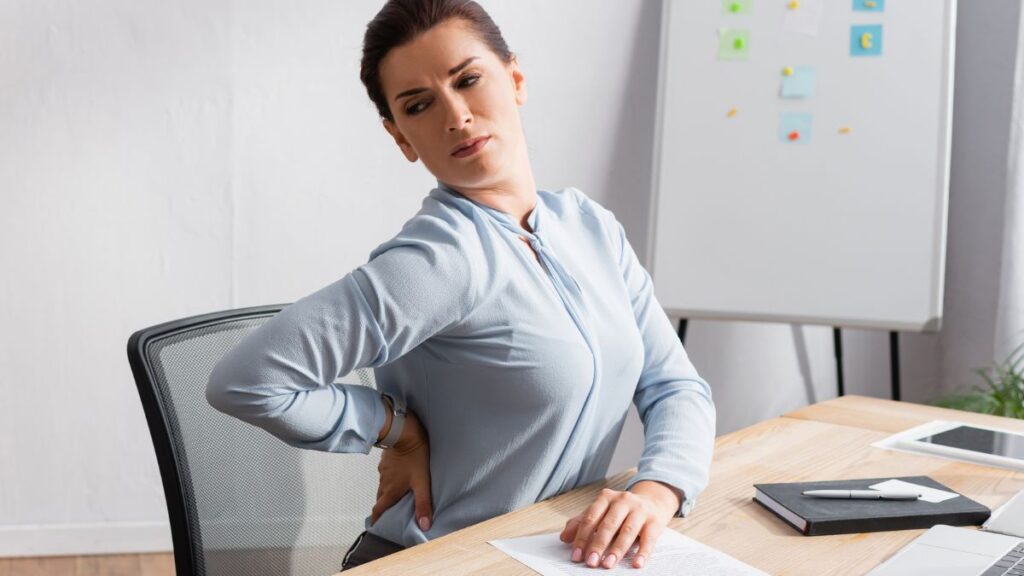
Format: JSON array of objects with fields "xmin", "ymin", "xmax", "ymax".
[
  {"xmin": 868, "ymin": 479, "xmax": 960, "ymax": 504},
  {"xmin": 489, "ymin": 529, "xmax": 768, "ymax": 576}
]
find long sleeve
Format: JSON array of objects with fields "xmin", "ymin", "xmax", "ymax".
[
  {"xmin": 206, "ymin": 208, "xmax": 478, "ymax": 454},
  {"xmin": 601, "ymin": 206, "xmax": 716, "ymax": 518}
]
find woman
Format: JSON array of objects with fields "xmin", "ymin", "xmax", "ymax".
[{"xmin": 206, "ymin": 0, "xmax": 715, "ymax": 571}]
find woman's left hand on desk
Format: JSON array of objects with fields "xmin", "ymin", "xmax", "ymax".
[{"xmin": 559, "ymin": 481, "xmax": 681, "ymax": 569}]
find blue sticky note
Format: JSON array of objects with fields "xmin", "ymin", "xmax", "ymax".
[
  {"xmin": 853, "ymin": 0, "xmax": 885, "ymax": 12},
  {"xmin": 850, "ymin": 24, "xmax": 883, "ymax": 57},
  {"xmin": 780, "ymin": 66, "xmax": 817, "ymax": 98},
  {"xmin": 779, "ymin": 112, "xmax": 813, "ymax": 144}
]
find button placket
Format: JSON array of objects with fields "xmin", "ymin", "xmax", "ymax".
[{"xmin": 441, "ymin": 185, "xmax": 604, "ymax": 492}]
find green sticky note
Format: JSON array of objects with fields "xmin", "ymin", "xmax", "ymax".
[
  {"xmin": 718, "ymin": 29, "xmax": 751, "ymax": 61},
  {"xmin": 722, "ymin": 0, "xmax": 753, "ymax": 14}
]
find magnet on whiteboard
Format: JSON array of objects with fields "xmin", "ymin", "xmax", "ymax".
[
  {"xmin": 734, "ymin": 37, "xmax": 746, "ymax": 50},
  {"xmin": 861, "ymin": 33, "xmax": 873, "ymax": 49},
  {"xmin": 788, "ymin": 0, "xmax": 800, "ymax": 9},
  {"xmin": 864, "ymin": 0, "xmax": 878, "ymax": 7},
  {"xmin": 788, "ymin": 131, "xmax": 800, "ymax": 141},
  {"xmin": 730, "ymin": 2, "xmax": 742, "ymax": 12},
  {"xmin": 839, "ymin": 126, "xmax": 852, "ymax": 134},
  {"xmin": 727, "ymin": 108, "xmax": 738, "ymax": 118},
  {"xmin": 783, "ymin": 66, "xmax": 794, "ymax": 76}
]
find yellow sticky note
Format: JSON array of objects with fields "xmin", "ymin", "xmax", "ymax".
[
  {"xmin": 788, "ymin": 0, "xmax": 800, "ymax": 9},
  {"xmin": 861, "ymin": 33, "xmax": 873, "ymax": 50},
  {"xmin": 783, "ymin": 66, "xmax": 794, "ymax": 76},
  {"xmin": 727, "ymin": 107, "xmax": 738, "ymax": 118}
]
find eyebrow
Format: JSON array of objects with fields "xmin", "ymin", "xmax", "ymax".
[{"xmin": 393, "ymin": 57, "xmax": 479, "ymax": 102}]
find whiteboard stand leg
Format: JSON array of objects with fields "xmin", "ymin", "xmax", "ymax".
[
  {"xmin": 677, "ymin": 318, "xmax": 688, "ymax": 346},
  {"xmin": 890, "ymin": 331, "xmax": 901, "ymax": 401},
  {"xmin": 834, "ymin": 328, "xmax": 845, "ymax": 397}
]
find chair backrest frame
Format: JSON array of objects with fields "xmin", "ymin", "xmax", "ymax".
[{"xmin": 127, "ymin": 304, "xmax": 288, "ymax": 576}]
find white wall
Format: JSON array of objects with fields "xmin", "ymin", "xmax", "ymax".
[{"xmin": 0, "ymin": 0, "xmax": 1019, "ymax": 557}]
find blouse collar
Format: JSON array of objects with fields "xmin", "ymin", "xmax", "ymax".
[{"xmin": 435, "ymin": 179, "xmax": 541, "ymax": 235}]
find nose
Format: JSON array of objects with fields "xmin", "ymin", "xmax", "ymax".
[{"xmin": 443, "ymin": 94, "xmax": 472, "ymax": 133}]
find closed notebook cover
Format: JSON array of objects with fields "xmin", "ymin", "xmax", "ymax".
[{"xmin": 753, "ymin": 476, "xmax": 991, "ymax": 536}]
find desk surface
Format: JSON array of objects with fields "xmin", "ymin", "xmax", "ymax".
[{"xmin": 341, "ymin": 396, "xmax": 1024, "ymax": 575}]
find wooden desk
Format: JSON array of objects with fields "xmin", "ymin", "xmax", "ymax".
[
  {"xmin": 341, "ymin": 397, "xmax": 1024, "ymax": 575},
  {"xmin": 787, "ymin": 394, "xmax": 1024, "ymax": 434}
]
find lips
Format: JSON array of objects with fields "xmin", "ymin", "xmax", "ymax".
[{"xmin": 451, "ymin": 135, "xmax": 490, "ymax": 157}]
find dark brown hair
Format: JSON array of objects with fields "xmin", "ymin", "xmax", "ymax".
[{"xmin": 360, "ymin": 0, "xmax": 514, "ymax": 123}]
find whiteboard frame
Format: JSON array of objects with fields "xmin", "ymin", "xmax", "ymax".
[{"xmin": 646, "ymin": 0, "xmax": 957, "ymax": 333}]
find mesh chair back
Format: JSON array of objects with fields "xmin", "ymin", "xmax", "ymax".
[{"xmin": 128, "ymin": 305, "xmax": 380, "ymax": 576}]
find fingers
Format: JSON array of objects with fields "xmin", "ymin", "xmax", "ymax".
[
  {"xmin": 633, "ymin": 520, "xmax": 664, "ymax": 569},
  {"xmin": 571, "ymin": 491, "xmax": 611, "ymax": 564},
  {"xmin": 568, "ymin": 489, "xmax": 670, "ymax": 570},
  {"xmin": 603, "ymin": 511, "xmax": 644, "ymax": 569},
  {"xmin": 560, "ymin": 515, "xmax": 582, "ymax": 543},
  {"xmin": 412, "ymin": 473, "xmax": 433, "ymax": 531},
  {"xmin": 584, "ymin": 499, "xmax": 632, "ymax": 568},
  {"xmin": 371, "ymin": 487, "xmax": 404, "ymax": 525}
]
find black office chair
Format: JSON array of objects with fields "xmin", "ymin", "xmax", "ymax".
[{"xmin": 127, "ymin": 305, "xmax": 381, "ymax": 576}]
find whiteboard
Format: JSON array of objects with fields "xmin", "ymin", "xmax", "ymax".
[{"xmin": 648, "ymin": 0, "xmax": 956, "ymax": 332}]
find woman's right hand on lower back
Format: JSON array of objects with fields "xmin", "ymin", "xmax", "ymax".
[{"xmin": 371, "ymin": 409, "xmax": 433, "ymax": 532}]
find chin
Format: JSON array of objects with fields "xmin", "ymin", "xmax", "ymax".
[{"xmin": 440, "ymin": 163, "xmax": 504, "ymax": 188}]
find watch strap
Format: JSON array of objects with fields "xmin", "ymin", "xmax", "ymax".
[{"xmin": 374, "ymin": 393, "xmax": 406, "ymax": 449}]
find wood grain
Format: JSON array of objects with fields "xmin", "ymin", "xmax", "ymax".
[
  {"xmin": 785, "ymin": 394, "xmax": 1024, "ymax": 434},
  {"xmin": 0, "ymin": 554, "xmax": 173, "ymax": 576},
  {"xmin": 342, "ymin": 398, "xmax": 1024, "ymax": 575}
]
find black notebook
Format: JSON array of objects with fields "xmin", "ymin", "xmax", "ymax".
[{"xmin": 753, "ymin": 476, "xmax": 991, "ymax": 536}]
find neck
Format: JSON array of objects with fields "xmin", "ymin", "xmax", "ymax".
[{"xmin": 442, "ymin": 170, "xmax": 538, "ymax": 231}]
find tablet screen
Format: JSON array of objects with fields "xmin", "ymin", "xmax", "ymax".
[{"xmin": 918, "ymin": 425, "xmax": 1024, "ymax": 459}]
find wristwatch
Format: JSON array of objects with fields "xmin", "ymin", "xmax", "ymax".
[{"xmin": 374, "ymin": 393, "xmax": 407, "ymax": 449}]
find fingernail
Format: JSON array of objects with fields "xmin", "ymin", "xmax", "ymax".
[
  {"xmin": 587, "ymin": 552, "xmax": 600, "ymax": 567},
  {"xmin": 418, "ymin": 516, "xmax": 430, "ymax": 531},
  {"xmin": 635, "ymin": 554, "xmax": 646, "ymax": 568},
  {"xmin": 603, "ymin": 554, "xmax": 617, "ymax": 568},
  {"xmin": 571, "ymin": 548, "xmax": 582, "ymax": 562}
]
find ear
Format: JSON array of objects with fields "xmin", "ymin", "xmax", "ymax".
[
  {"xmin": 508, "ymin": 53, "xmax": 527, "ymax": 106},
  {"xmin": 382, "ymin": 119, "xmax": 419, "ymax": 162}
]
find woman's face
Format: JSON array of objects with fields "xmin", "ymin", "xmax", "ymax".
[{"xmin": 379, "ymin": 18, "xmax": 527, "ymax": 191}]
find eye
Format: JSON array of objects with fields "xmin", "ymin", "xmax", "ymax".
[
  {"xmin": 406, "ymin": 100, "xmax": 428, "ymax": 115},
  {"xmin": 404, "ymin": 74, "xmax": 480, "ymax": 116},
  {"xmin": 458, "ymin": 74, "xmax": 480, "ymax": 88}
]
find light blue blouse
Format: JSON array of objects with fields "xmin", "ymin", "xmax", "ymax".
[{"xmin": 206, "ymin": 181, "xmax": 716, "ymax": 548}]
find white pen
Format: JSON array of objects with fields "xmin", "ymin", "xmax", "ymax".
[{"xmin": 802, "ymin": 490, "xmax": 921, "ymax": 500}]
